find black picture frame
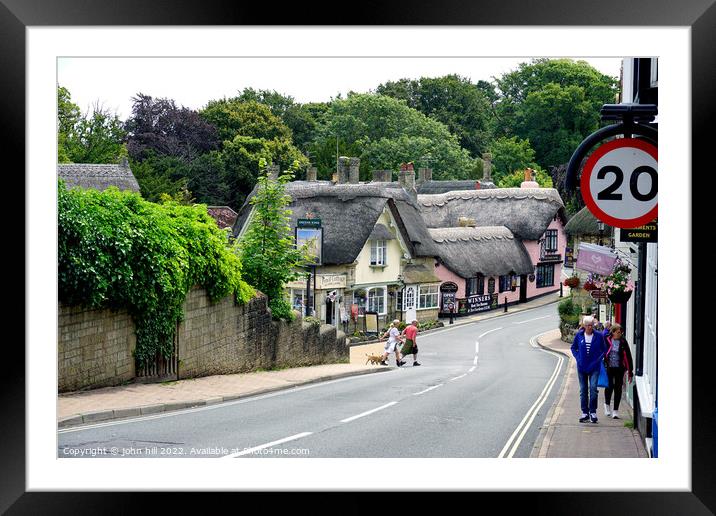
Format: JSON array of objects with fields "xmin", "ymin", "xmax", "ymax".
[{"xmin": 6, "ymin": 0, "xmax": 708, "ymax": 513}]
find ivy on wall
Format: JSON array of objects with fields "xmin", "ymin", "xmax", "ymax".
[{"xmin": 58, "ymin": 181, "xmax": 255, "ymax": 367}]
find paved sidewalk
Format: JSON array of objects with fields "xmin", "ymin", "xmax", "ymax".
[
  {"xmin": 58, "ymin": 363, "xmax": 389, "ymax": 428},
  {"xmin": 531, "ymin": 329, "xmax": 649, "ymax": 458}
]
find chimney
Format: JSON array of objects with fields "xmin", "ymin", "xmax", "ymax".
[
  {"xmin": 306, "ymin": 166, "xmax": 317, "ymax": 182},
  {"xmin": 337, "ymin": 157, "xmax": 350, "ymax": 183},
  {"xmin": 417, "ymin": 167, "xmax": 432, "ymax": 184},
  {"xmin": 520, "ymin": 167, "xmax": 540, "ymax": 189},
  {"xmin": 267, "ymin": 164, "xmax": 280, "ymax": 180},
  {"xmin": 119, "ymin": 156, "xmax": 129, "ymax": 168},
  {"xmin": 349, "ymin": 157, "xmax": 360, "ymax": 184},
  {"xmin": 481, "ymin": 153, "xmax": 493, "ymax": 182},
  {"xmin": 399, "ymin": 162, "xmax": 416, "ymax": 192}
]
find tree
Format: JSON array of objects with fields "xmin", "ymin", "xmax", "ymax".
[
  {"xmin": 200, "ymin": 98, "xmax": 292, "ymax": 142},
  {"xmin": 497, "ymin": 167, "xmax": 554, "ymax": 188},
  {"xmin": 310, "ymin": 93, "xmax": 478, "ymax": 180},
  {"xmin": 57, "ymin": 86, "xmax": 127, "ymax": 164},
  {"xmin": 376, "ymin": 75, "xmax": 494, "ymax": 157},
  {"xmin": 124, "ymin": 93, "xmax": 220, "ymax": 162},
  {"xmin": 220, "ymin": 135, "xmax": 309, "ymax": 209},
  {"xmin": 488, "ymin": 136, "xmax": 538, "ymax": 184},
  {"xmin": 129, "ymin": 154, "xmax": 192, "ymax": 204},
  {"xmin": 494, "ymin": 59, "xmax": 619, "ymax": 168},
  {"xmin": 236, "ymin": 159, "xmax": 310, "ymax": 321}
]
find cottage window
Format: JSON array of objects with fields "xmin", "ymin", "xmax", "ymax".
[
  {"xmin": 418, "ymin": 285, "xmax": 439, "ymax": 309},
  {"xmin": 499, "ymin": 275, "xmax": 512, "ymax": 293},
  {"xmin": 370, "ymin": 240, "xmax": 387, "ymax": 266},
  {"xmin": 396, "ymin": 290, "xmax": 403, "ymax": 311},
  {"xmin": 536, "ymin": 264, "xmax": 555, "ymax": 288},
  {"xmin": 487, "ymin": 277, "xmax": 496, "ymax": 294},
  {"xmin": 544, "ymin": 230, "xmax": 558, "ymax": 252},
  {"xmin": 466, "ymin": 275, "xmax": 484, "ymax": 297},
  {"xmin": 367, "ymin": 287, "xmax": 386, "ymax": 314},
  {"xmin": 353, "ymin": 291, "xmax": 367, "ymax": 310}
]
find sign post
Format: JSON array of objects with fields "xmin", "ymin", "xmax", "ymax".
[{"xmin": 296, "ymin": 218, "xmax": 322, "ymax": 318}]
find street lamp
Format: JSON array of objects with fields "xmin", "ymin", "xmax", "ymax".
[{"xmin": 597, "ymin": 220, "xmax": 605, "ymax": 246}]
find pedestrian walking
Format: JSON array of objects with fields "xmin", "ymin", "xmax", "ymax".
[
  {"xmin": 603, "ymin": 323, "xmax": 634, "ymax": 419},
  {"xmin": 400, "ymin": 320, "xmax": 421, "ymax": 366},
  {"xmin": 571, "ymin": 316, "xmax": 608, "ymax": 423},
  {"xmin": 380, "ymin": 320, "xmax": 405, "ymax": 367}
]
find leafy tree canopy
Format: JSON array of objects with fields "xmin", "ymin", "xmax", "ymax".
[
  {"xmin": 124, "ymin": 93, "xmax": 220, "ymax": 162},
  {"xmin": 488, "ymin": 136, "xmax": 537, "ymax": 184},
  {"xmin": 200, "ymin": 98, "xmax": 293, "ymax": 143},
  {"xmin": 376, "ymin": 74, "xmax": 494, "ymax": 157},
  {"xmin": 310, "ymin": 93, "xmax": 477, "ymax": 180},
  {"xmin": 497, "ymin": 166, "xmax": 553, "ymax": 188}
]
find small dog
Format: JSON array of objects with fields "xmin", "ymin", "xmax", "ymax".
[{"xmin": 365, "ymin": 353, "xmax": 384, "ymax": 365}]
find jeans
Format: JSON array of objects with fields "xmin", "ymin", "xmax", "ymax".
[
  {"xmin": 605, "ymin": 367, "xmax": 625, "ymax": 409},
  {"xmin": 577, "ymin": 368, "xmax": 601, "ymax": 415}
]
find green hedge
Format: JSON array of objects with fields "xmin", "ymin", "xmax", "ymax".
[{"xmin": 58, "ymin": 181, "xmax": 254, "ymax": 367}]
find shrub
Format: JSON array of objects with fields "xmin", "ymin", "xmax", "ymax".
[
  {"xmin": 303, "ymin": 316, "xmax": 322, "ymax": 327},
  {"xmin": 58, "ymin": 180, "xmax": 254, "ymax": 367}
]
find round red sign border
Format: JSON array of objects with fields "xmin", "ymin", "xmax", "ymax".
[{"xmin": 580, "ymin": 138, "xmax": 658, "ymax": 229}]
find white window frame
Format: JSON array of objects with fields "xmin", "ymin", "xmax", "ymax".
[
  {"xmin": 418, "ymin": 285, "xmax": 439, "ymax": 309},
  {"xmin": 370, "ymin": 239, "xmax": 387, "ymax": 266},
  {"xmin": 367, "ymin": 287, "xmax": 387, "ymax": 315}
]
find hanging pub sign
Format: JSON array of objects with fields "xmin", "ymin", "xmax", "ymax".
[
  {"xmin": 575, "ymin": 242, "xmax": 617, "ymax": 275},
  {"xmin": 619, "ymin": 220, "xmax": 658, "ymax": 243},
  {"xmin": 295, "ymin": 227, "xmax": 323, "ymax": 265}
]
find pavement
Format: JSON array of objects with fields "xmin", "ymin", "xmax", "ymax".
[
  {"xmin": 531, "ymin": 328, "xmax": 649, "ymax": 458},
  {"xmin": 59, "ymin": 289, "xmax": 648, "ymax": 458}
]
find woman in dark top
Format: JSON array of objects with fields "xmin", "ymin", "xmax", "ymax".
[{"xmin": 603, "ymin": 323, "xmax": 634, "ymax": 419}]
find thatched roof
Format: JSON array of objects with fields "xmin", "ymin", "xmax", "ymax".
[
  {"xmin": 418, "ymin": 188, "xmax": 564, "ymax": 241},
  {"xmin": 402, "ymin": 263, "xmax": 441, "ymax": 284},
  {"xmin": 416, "ymin": 180, "xmax": 496, "ymax": 194},
  {"xmin": 57, "ymin": 163, "xmax": 140, "ymax": 193},
  {"xmin": 369, "ymin": 223, "xmax": 395, "ymax": 240},
  {"xmin": 429, "ymin": 226, "xmax": 534, "ymax": 278},
  {"xmin": 233, "ymin": 181, "xmax": 439, "ymax": 265},
  {"xmin": 564, "ymin": 206, "xmax": 614, "ymax": 237}
]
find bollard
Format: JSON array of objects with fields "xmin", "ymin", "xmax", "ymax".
[
  {"xmin": 560, "ymin": 283, "xmax": 563, "ymax": 298},
  {"xmin": 504, "ymin": 297, "xmax": 508, "ymax": 312},
  {"xmin": 449, "ymin": 308, "xmax": 454, "ymax": 325}
]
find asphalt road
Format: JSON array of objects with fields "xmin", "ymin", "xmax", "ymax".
[{"xmin": 58, "ymin": 302, "xmax": 564, "ymax": 458}]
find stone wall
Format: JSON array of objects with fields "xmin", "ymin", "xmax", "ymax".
[
  {"xmin": 58, "ymin": 287, "xmax": 348, "ymax": 392},
  {"xmin": 58, "ymin": 304, "xmax": 136, "ymax": 392}
]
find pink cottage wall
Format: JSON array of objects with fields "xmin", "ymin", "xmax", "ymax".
[{"xmin": 523, "ymin": 217, "xmax": 566, "ymax": 298}]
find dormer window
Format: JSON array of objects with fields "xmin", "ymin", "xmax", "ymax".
[{"xmin": 370, "ymin": 240, "xmax": 387, "ymax": 266}]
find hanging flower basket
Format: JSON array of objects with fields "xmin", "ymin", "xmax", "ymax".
[
  {"xmin": 582, "ymin": 281, "xmax": 599, "ymax": 291},
  {"xmin": 563, "ymin": 276, "xmax": 580, "ymax": 288},
  {"xmin": 608, "ymin": 290, "xmax": 633, "ymax": 303}
]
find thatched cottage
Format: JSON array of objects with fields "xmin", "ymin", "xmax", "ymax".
[{"xmin": 57, "ymin": 157, "xmax": 141, "ymax": 193}]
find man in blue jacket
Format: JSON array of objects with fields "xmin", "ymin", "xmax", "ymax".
[{"xmin": 571, "ymin": 316, "xmax": 608, "ymax": 423}]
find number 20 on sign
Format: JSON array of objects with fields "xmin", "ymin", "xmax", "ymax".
[{"xmin": 581, "ymin": 138, "xmax": 657, "ymax": 229}]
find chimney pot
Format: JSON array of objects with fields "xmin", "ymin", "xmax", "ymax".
[
  {"xmin": 337, "ymin": 156, "xmax": 350, "ymax": 184},
  {"xmin": 306, "ymin": 166, "xmax": 317, "ymax": 182},
  {"xmin": 267, "ymin": 164, "xmax": 280, "ymax": 180},
  {"xmin": 349, "ymin": 157, "xmax": 360, "ymax": 184},
  {"xmin": 481, "ymin": 153, "xmax": 493, "ymax": 182}
]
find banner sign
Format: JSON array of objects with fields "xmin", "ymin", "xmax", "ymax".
[
  {"xmin": 576, "ymin": 242, "xmax": 617, "ymax": 275},
  {"xmin": 564, "ymin": 246, "xmax": 575, "ymax": 267},
  {"xmin": 465, "ymin": 294, "xmax": 496, "ymax": 314},
  {"xmin": 297, "ymin": 218, "xmax": 321, "ymax": 228}
]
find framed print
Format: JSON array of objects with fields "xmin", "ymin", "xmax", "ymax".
[{"xmin": 6, "ymin": 0, "xmax": 710, "ymax": 512}]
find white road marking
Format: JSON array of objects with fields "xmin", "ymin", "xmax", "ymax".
[
  {"xmin": 468, "ymin": 366, "xmax": 476, "ymax": 373},
  {"xmin": 222, "ymin": 432, "xmax": 313, "ymax": 458},
  {"xmin": 475, "ymin": 341, "xmax": 480, "ymax": 354},
  {"xmin": 513, "ymin": 315, "xmax": 552, "ymax": 325},
  {"xmin": 413, "ymin": 384, "xmax": 444, "ymax": 396},
  {"xmin": 498, "ymin": 334, "xmax": 564, "ymax": 458},
  {"xmin": 478, "ymin": 327, "xmax": 503, "ymax": 339},
  {"xmin": 340, "ymin": 402, "xmax": 398, "ymax": 423},
  {"xmin": 450, "ymin": 374, "xmax": 467, "ymax": 382},
  {"xmin": 473, "ymin": 356, "xmax": 478, "ymax": 365},
  {"xmin": 58, "ymin": 372, "xmax": 394, "ymax": 433}
]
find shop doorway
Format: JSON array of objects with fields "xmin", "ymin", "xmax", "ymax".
[{"xmin": 519, "ymin": 275, "xmax": 528, "ymax": 303}]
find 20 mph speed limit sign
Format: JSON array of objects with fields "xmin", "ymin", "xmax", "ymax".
[{"xmin": 581, "ymin": 138, "xmax": 657, "ymax": 229}]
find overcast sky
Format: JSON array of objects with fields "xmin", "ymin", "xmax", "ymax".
[{"xmin": 58, "ymin": 57, "xmax": 623, "ymax": 120}]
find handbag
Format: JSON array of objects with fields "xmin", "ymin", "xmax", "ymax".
[{"xmin": 597, "ymin": 362, "xmax": 609, "ymax": 388}]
